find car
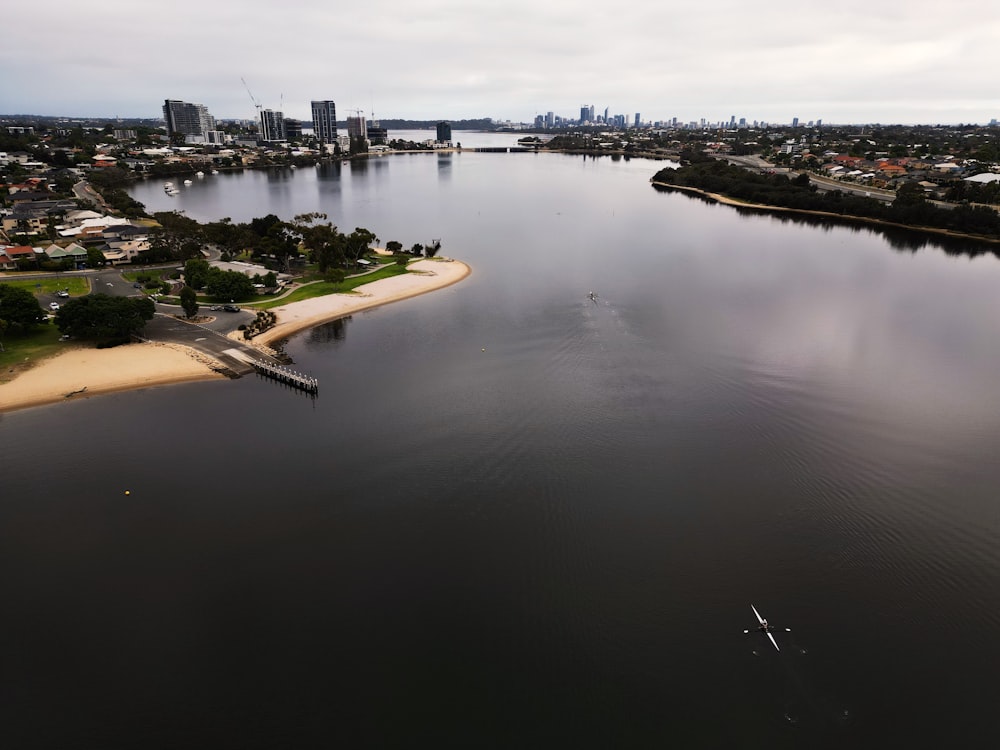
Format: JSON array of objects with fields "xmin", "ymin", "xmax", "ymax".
[
  {"xmin": 106, "ymin": 282, "xmax": 114, "ymax": 287},
  {"xmin": 49, "ymin": 302, "xmax": 60, "ymax": 310},
  {"xmin": 222, "ymin": 305, "xmax": 240, "ymax": 313},
  {"xmin": 210, "ymin": 305, "xmax": 223, "ymax": 311},
  {"xmin": 133, "ymin": 283, "xmax": 142, "ymax": 288},
  {"xmin": 56, "ymin": 291, "xmax": 69, "ymax": 298}
]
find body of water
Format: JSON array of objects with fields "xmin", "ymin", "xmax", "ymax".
[{"xmin": 3, "ymin": 145, "xmax": 1000, "ymax": 747}]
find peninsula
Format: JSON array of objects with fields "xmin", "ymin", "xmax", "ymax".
[{"xmin": 1, "ymin": 257, "xmax": 470, "ymax": 413}]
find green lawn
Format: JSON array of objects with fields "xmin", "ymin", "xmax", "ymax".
[
  {"xmin": 0, "ymin": 323, "xmax": 67, "ymax": 382},
  {"xmin": 248, "ymin": 264, "xmax": 410, "ymax": 310},
  {"xmin": 2, "ymin": 277, "xmax": 90, "ymax": 296}
]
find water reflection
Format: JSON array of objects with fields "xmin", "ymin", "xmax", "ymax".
[
  {"xmin": 303, "ymin": 315, "xmax": 351, "ymax": 347},
  {"xmin": 437, "ymin": 152, "xmax": 452, "ymax": 179},
  {"xmin": 652, "ymin": 183, "xmax": 1000, "ymax": 260}
]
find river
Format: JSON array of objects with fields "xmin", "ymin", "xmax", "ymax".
[{"xmin": 3, "ymin": 133, "xmax": 999, "ymax": 747}]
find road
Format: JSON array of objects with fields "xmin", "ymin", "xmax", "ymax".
[{"xmin": 72, "ymin": 180, "xmax": 111, "ymax": 212}]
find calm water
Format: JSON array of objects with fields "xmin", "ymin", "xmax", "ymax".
[{"xmin": 3, "ymin": 139, "xmax": 1000, "ymax": 747}]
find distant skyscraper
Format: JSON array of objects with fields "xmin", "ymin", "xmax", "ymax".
[
  {"xmin": 580, "ymin": 106, "xmax": 589, "ymax": 123},
  {"xmin": 588, "ymin": 105, "xmax": 595, "ymax": 122},
  {"xmin": 259, "ymin": 109, "xmax": 285, "ymax": 141},
  {"xmin": 346, "ymin": 115, "xmax": 367, "ymax": 140},
  {"xmin": 311, "ymin": 100, "xmax": 337, "ymax": 144},
  {"xmin": 604, "ymin": 107, "xmax": 609, "ymax": 122},
  {"xmin": 436, "ymin": 121, "xmax": 452, "ymax": 143},
  {"xmin": 162, "ymin": 99, "xmax": 215, "ymax": 138},
  {"xmin": 546, "ymin": 111, "xmax": 554, "ymax": 127},
  {"xmin": 635, "ymin": 113, "xmax": 641, "ymax": 127},
  {"xmin": 792, "ymin": 116, "xmax": 799, "ymax": 127}
]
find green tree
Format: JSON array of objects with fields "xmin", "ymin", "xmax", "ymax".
[
  {"xmin": 205, "ymin": 268, "xmax": 255, "ymax": 301},
  {"xmin": 385, "ymin": 240, "xmax": 403, "ymax": 254},
  {"xmin": 55, "ymin": 294, "xmax": 155, "ymax": 343},
  {"xmin": 86, "ymin": 247, "xmax": 106, "ymax": 269},
  {"xmin": 0, "ymin": 284, "xmax": 46, "ymax": 333},
  {"xmin": 184, "ymin": 258, "xmax": 211, "ymax": 290},
  {"xmin": 344, "ymin": 228, "xmax": 376, "ymax": 265},
  {"xmin": 179, "ymin": 286, "xmax": 199, "ymax": 318}
]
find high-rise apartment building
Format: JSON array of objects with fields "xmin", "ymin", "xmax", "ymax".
[
  {"xmin": 346, "ymin": 115, "xmax": 367, "ymax": 140},
  {"xmin": 436, "ymin": 121, "xmax": 452, "ymax": 143},
  {"xmin": 311, "ymin": 100, "xmax": 337, "ymax": 144},
  {"xmin": 162, "ymin": 99, "xmax": 215, "ymax": 138},
  {"xmin": 260, "ymin": 109, "xmax": 285, "ymax": 141}
]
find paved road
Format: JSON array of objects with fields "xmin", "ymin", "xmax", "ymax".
[
  {"xmin": 72, "ymin": 180, "xmax": 111, "ymax": 212},
  {"xmin": 143, "ymin": 311, "xmax": 278, "ymax": 375}
]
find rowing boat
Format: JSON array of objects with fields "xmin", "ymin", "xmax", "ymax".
[{"xmin": 751, "ymin": 604, "xmax": 780, "ymax": 652}]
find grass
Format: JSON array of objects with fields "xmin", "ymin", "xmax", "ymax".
[
  {"xmin": 2, "ymin": 277, "xmax": 90, "ymax": 296},
  {"xmin": 0, "ymin": 324, "xmax": 67, "ymax": 382},
  {"xmin": 247, "ymin": 263, "xmax": 410, "ymax": 310}
]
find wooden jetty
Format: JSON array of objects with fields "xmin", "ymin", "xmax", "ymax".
[{"xmin": 251, "ymin": 359, "xmax": 319, "ymax": 394}]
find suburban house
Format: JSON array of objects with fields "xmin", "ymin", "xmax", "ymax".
[
  {"xmin": 44, "ymin": 242, "xmax": 89, "ymax": 268},
  {"xmin": 98, "ymin": 224, "xmax": 150, "ymax": 264},
  {"xmin": 1, "ymin": 244, "xmax": 42, "ymax": 267}
]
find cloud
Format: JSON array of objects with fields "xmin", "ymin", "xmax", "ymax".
[{"xmin": 1, "ymin": 0, "xmax": 997, "ymax": 123}]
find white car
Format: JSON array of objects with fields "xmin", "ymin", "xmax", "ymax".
[
  {"xmin": 49, "ymin": 302, "xmax": 60, "ymax": 310},
  {"xmin": 56, "ymin": 290, "xmax": 69, "ymax": 298}
]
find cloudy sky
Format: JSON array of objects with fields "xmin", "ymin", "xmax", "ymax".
[{"xmin": 2, "ymin": 0, "xmax": 998, "ymax": 125}]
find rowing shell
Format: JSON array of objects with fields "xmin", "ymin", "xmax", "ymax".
[{"xmin": 751, "ymin": 604, "xmax": 780, "ymax": 652}]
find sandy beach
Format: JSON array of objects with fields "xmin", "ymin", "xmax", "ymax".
[
  {"xmin": 1, "ymin": 257, "xmax": 470, "ymax": 413},
  {"xmin": 0, "ymin": 342, "xmax": 226, "ymax": 413},
  {"xmin": 251, "ymin": 257, "xmax": 471, "ymax": 347}
]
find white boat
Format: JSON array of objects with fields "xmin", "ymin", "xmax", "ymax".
[
  {"xmin": 163, "ymin": 181, "xmax": 174, "ymax": 188},
  {"xmin": 750, "ymin": 604, "xmax": 780, "ymax": 652},
  {"xmin": 196, "ymin": 171, "xmax": 205, "ymax": 177},
  {"xmin": 166, "ymin": 189, "xmax": 180, "ymax": 196},
  {"xmin": 183, "ymin": 179, "xmax": 192, "ymax": 185},
  {"xmin": 211, "ymin": 169, "xmax": 219, "ymax": 175}
]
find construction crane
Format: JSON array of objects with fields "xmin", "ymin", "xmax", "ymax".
[{"xmin": 241, "ymin": 76, "xmax": 262, "ymax": 117}]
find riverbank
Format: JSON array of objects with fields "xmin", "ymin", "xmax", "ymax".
[
  {"xmin": 251, "ymin": 257, "xmax": 471, "ymax": 347},
  {"xmin": 652, "ymin": 181, "xmax": 1000, "ymax": 246},
  {"xmin": 0, "ymin": 342, "xmax": 226, "ymax": 413},
  {"xmin": 1, "ymin": 257, "xmax": 471, "ymax": 413}
]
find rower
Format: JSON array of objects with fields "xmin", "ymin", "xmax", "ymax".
[{"xmin": 759, "ymin": 619, "xmax": 769, "ymax": 632}]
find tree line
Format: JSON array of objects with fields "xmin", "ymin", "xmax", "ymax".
[{"xmin": 652, "ymin": 160, "xmax": 1000, "ymax": 241}]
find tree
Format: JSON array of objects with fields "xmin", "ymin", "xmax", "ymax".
[
  {"xmin": 184, "ymin": 258, "xmax": 211, "ymax": 290},
  {"xmin": 179, "ymin": 286, "xmax": 199, "ymax": 318},
  {"xmin": 385, "ymin": 240, "xmax": 403, "ymax": 254},
  {"xmin": 425, "ymin": 239, "xmax": 442, "ymax": 258},
  {"xmin": 0, "ymin": 284, "xmax": 45, "ymax": 334},
  {"xmin": 205, "ymin": 268, "xmax": 255, "ymax": 301},
  {"xmin": 324, "ymin": 268, "xmax": 346, "ymax": 284},
  {"xmin": 344, "ymin": 228, "xmax": 377, "ymax": 266},
  {"xmin": 298, "ymin": 222, "xmax": 343, "ymax": 273},
  {"xmin": 86, "ymin": 247, "xmax": 106, "ymax": 269},
  {"xmin": 55, "ymin": 294, "xmax": 155, "ymax": 344}
]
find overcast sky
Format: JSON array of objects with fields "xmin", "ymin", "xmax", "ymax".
[{"xmin": 2, "ymin": 0, "xmax": 998, "ymax": 125}]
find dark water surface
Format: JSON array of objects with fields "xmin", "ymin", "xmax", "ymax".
[{"xmin": 3, "ymin": 140, "xmax": 1000, "ymax": 747}]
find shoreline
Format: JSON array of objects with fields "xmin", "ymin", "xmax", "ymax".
[
  {"xmin": 1, "ymin": 257, "xmax": 470, "ymax": 414},
  {"xmin": 651, "ymin": 181, "xmax": 1000, "ymax": 246},
  {"xmin": 250, "ymin": 257, "xmax": 471, "ymax": 347},
  {"xmin": 0, "ymin": 341, "xmax": 227, "ymax": 414}
]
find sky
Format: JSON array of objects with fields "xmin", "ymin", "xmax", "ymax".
[{"xmin": 2, "ymin": 0, "xmax": 998, "ymax": 125}]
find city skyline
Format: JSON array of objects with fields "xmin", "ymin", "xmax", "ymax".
[{"xmin": 2, "ymin": 0, "xmax": 998, "ymax": 125}]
